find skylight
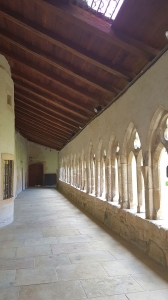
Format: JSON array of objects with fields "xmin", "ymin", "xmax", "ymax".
[{"xmin": 86, "ymin": 0, "xmax": 124, "ymax": 20}]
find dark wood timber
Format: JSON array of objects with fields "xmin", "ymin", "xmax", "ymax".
[
  {"xmin": 37, "ymin": 0, "xmax": 160, "ymax": 58},
  {"xmin": 15, "ymin": 108, "xmax": 73, "ymax": 135},
  {"xmin": 14, "ymin": 81, "xmax": 90, "ymax": 120},
  {"xmin": 0, "ymin": 0, "xmax": 166, "ymax": 149},
  {"xmin": 0, "ymin": 5, "xmax": 143, "ymax": 78},
  {"xmin": 13, "ymin": 71, "xmax": 93, "ymax": 114}
]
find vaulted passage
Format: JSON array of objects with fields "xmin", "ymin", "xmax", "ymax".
[{"xmin": 0, "ymin": 188, "xmax": 168, "ymax": 299}]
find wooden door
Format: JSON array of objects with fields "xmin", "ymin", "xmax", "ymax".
[{"xmin": 29, "ymin": 163, "xmax": 43, "ymax": 187}]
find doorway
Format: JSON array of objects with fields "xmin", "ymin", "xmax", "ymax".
[{"xmin": 28, "ymin": 163, "xmax": 43, "ymax": 187}]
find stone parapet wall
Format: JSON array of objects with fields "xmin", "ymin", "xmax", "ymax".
[{"xmin": 58, "ymin": 180, "xmax": 168, "ymax": 269}]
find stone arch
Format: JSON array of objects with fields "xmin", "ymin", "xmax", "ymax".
[
  {"xmin": 121, "ymin": 122, "xmax": 143, "ymax": 210},
  {"xmin": 146, "ymin": 107, "xmax": 168, "ymax": 219}
]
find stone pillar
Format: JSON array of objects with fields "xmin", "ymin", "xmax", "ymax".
[{"xmin": 120, "ymin": 155, "xmax": 128, "ymax": 209}]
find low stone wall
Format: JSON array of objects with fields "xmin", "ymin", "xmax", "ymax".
[{"xmin": 58, "ymin": 180, "xmax": 168, "ymax": 269}]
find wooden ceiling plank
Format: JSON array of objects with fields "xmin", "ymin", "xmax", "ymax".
[
  {"xmin": 16, "ymin": 122, "xmax": 64, "ymax": 144},
  {"xmin": 17, "ymin": 126, "xmax": 63, "ymax": 145},
  {"xmin": 34, "ymin": 0, "xmax": 160, "ymax": 58},
  {"xmin": 0, "ymin": 29, "xmax": 125, "ymax": 89},
  {"xmin": 15, "ymin": 96, "xmax": 81, "ymax": 129},
  {"xmin": 0, "ymin": 5, "xmax": 141, "ymax": 79},
  {"xmin": 16, "ymin": 130, "xmax": 60, "ymax": 149},
  {"xmin": 16, "ymin": 119, "xmax": 67, "ymax": 141},
  {"xmin": 15, "ymin": 105, "xmax": 76, "ymax": 133},
  {"xmin": 14, "ymin": 81, "xmax": 90, "ymax": 120},
  {"xmin": 15, "ymin": 109, "xmax": 73, "ymax": 138},
  {"xmin": 13, "ymin": 71, "xmax": 93, "ymax": 114},
  {"xmin": 16, "ymin": 115, "xmax": 70, "ymax": 139},
  {"xmin": 0, "ymin": 47, "xmax": 102, "ymax": 104},
  {"xmin": 15, "ymin": 90, "xmax": 87, "ymax": 125},
  {"xmin": 22, "ymin": 133, "xmax": 61, "ymax": 149}
]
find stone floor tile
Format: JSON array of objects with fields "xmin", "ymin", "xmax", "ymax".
[
  {"xmin": 58, "ymin": 235, "xmax": 91, "ymax": 244},
  {"xmin": 0, "ymin": 287, "xmax": 19, "ymax": 300},
  {"xmin": 19, "ymin": 281, "xmax": 87, "ymax": 300},
  {"xmin": 35, "ymin": 253, "xmax": 71, "ymax": 268},
  {"xmin": 0, "ymin": 240, "xmax": 24, "ymax": 249},
  {"xmin": 87, "ymin": 295, "xmax": 128, "ymax": 300},
  {"xmin": 0, "ymin": 257, "xmax": 34, "ymax": 270},
  {"xmin": 131, "ymin": 272, "xmax": 168, "ymax": 290},
  {"xmin": 14, "ymin": 232, "xmax": 43, "ymax": 240},
  {"xmin": 109, "ymin": 248, "xmax": 145, "ymax": 260},
  {"xmin": 16, "ymin": 245, "xmax": 51, "ymax": 258},
  {"xmin": 43, "ymin": 228, "xmax": 80, "ymax": 238},
  {"xmin": 101, "ymin": 259, "xmax": 151, "ymax": 276},
  {"xmin": 56, "ymin": 262, "xmax": 108, "ymax": 281},
  {"xmin": 0, "ymin": 270, "xmax": 16, "ymax": 288},
  {"xmin": 24, "ymin": 237, "xmax": 58, "ymax": 247},
  {"xmin": 0, "ymin": 248, "xmax": 16, "ymax": 259},
  {"xmin": 51, "ymin": 242, "xmax": 94, "ymax": 255},
  {"xmin": 14, "ymin": 267, "xmax": 58, "ymax": 286},
  {"xmin": 80, "ymin": 275, "xmax": 144, "ymax": 298},
  {"xmin": 126, "ymin": 289, "xmax": 168, "ymax": 299},
  {"xmin": 90, "ymin": 240, "xmax": 126, "ymax": 251},
  {"xmin": 0, "ymin": 234, "xmax": 14, "ymax": 242},
  {"xmin": 68, "ymin": 250, "xmax": 115, "ymax": 264}
]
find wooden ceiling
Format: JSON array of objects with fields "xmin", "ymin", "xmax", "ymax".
[{"xmin": 0, "ymin": 0, "xmax": 167, "ymax": 150}]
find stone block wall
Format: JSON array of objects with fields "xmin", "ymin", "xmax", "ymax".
[{"xmin": 58, "ymin": 181, "xmax": 168, "ymax": 269}]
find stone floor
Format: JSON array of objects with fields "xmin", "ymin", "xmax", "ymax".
[{"xmin": 0, "ymin": 188, "xmax": 168, "ymax": 300}]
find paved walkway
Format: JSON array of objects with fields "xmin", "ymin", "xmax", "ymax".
[{"xmin": 0, "ymin": 188, "xmax": 168, "ymax": 300}]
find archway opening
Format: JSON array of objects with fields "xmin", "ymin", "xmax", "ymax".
[
  {"xmin": 132, "ymin": 154, "xmax": 138, "ymax": 208},
  {"xmin": 159, "ymin": 147, "xmax": 168, "ymax": 219}
]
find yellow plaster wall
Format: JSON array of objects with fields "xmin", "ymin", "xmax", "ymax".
[{"xmin": 28, "ymin": 141, "xmax": 59, "ymax": 175}]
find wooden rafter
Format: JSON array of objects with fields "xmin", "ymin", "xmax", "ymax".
[
  {"xmin": 0, "ymin": 47, "xmax": 104, "ymax": 104},
  {"xmin": 0, "ymin": 30, "xmax": 126, "ymax": 90},
  {"xmin": 15, "ymin": 96, "xmax": 81, "ymax": 129},
  {"xmin": 16, "ymin": 130, "xmax": 59, "ymax": 150},
  {"xmin": 15, "ymin": 104, "xmax": 77, "ymax": 133},
  {"xmin": 14, "ymin": 81, "xmax": 90, "ymax": 121},
  {"xmin": 15, "ymin": 117, "xmax": 69, "ymax": 141},
  {"xmin": 35, "ymin": 0, "xmax": 160, "ymax": 58},
  {"xmin": 0, "ymin": 5, "xmax": 139, "ymax": 80},
  {"xmin": 16, "ymin": 122, "xmax": 64, "ymax": 145},
  {"xmin": 16, "ymin": 126, "xmax": 63, "ymax": 146},
  {"xmin": 13, "ymin": 71, "xmax": 93, "ymax": 115},
  {"xmin": 15, "ymin": 108, "xmax": 73, "ymax": 135}
]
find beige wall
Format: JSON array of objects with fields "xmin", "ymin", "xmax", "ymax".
[
  {"xmin": 60, "ymin": 51, "xmax": 168, "ymax": 159},
  {"xmin": 28, "ymin": 141, "xmax": 59, "ymax": 175},
  {"xmin": 59, "ymin": 51, "xmax": 168, "ymax": 268},
  {"xmin": 0, "ymin": 55, "xmax": 15, "ymax": 227}
]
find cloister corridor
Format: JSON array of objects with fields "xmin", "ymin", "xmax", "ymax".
[{"xmin": 0, "ymin": 188, "xmax": 168, "ymax": 300}]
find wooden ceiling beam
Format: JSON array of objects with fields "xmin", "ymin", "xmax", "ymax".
[
  {"xmin": 16, "ymin": 119, "xmax": 67, "ymax": 142},
  {"xmin": 0, "ymin": 5, "xmax": 137, "ymax": 80},
  {"xmin": 16, "ymin": 126, "xmax": 63, "ymax": 146},
  {"xmin": 19, "ymin": 131, "xmax": 61, "ymax": 150},
  {"xmin": 0, "ymin": 47, "xmax": 103, "ymax": 104},
  {"xmin": 0, "ymin": 30, "xmax": 125, "ymax": 90},
  {"xmin": 35, "ymin": 0, "xmax": 160, "ymax": 58},
  {"xmin": 16, "ymin": 130, "xmax": 60, "ymax": 150},
  {"xmin": 15, "ymin": 105, "xmax": 76, "ymax": 134},
  {"xmin": 15, "ymin": 92, "xmax": 81, "ymax": 129},
  {"xmin": 14, "ymin": 81, "xmax": 90, "ymax": 121},
  {"xmin": 16, "ymin": 122, "xmax": 64, "ymax": 144},
  {"xmin": 16, "ymin": 115, "xmax": 70, "ymax": 140},
  {"xmin": 15, "ymin": 107, "xmax": 73, "ymax": 135},
  {"xmin": 15, "ymin": 90, "xmax": 87, "ymax": 126},
  {"xmin": 13, "ymin": 71, "xmax": 93, "ymax": 115}
]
